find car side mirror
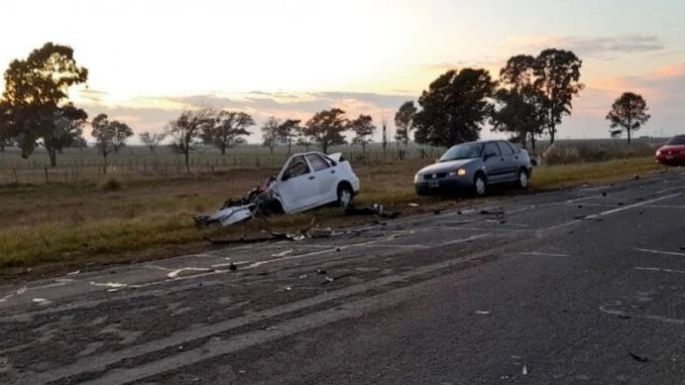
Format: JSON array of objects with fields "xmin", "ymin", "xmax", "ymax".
[
  {"xmin": 281, "ymin": 171, "xmax": 291, "ymax": 181},
  {"xmin": 483, "ymin": 152, "xmax": 496, "ymax": 160}
]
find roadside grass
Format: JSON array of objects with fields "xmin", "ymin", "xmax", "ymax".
[{"xmin": 0, "ymin": 156, "xmax": 671, "ymax": 280}]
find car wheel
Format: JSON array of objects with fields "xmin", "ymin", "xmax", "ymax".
[
  {"xmin": 474, "ymin": 174, "xmax": 487, "ymax": 196},
  {"xmin": 337, "ymin": 184, "xmax": 354, "ymax": 209},
  {"xmin": 517, "ymin": 169, "xmax": 529, "ymax": 189}
]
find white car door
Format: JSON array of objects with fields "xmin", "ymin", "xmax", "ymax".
[
  {"xmin": 275, "ymin": 155, "xmax": 318, "ymax": 213},
  {"xmin": 305, "ymin": 153, "xmax": 338, "ymax": 203}
]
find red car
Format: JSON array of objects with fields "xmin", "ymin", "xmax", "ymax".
[{"xmin": 656, "ymin": 135, "xmax": 685, "ymax": 166}]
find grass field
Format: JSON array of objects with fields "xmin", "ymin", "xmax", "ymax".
[{"xmin": 0, "ymin": 152, "xmax": 670, "ymax": 280}]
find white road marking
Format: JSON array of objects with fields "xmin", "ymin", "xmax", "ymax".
[
  {"xmin": 634, "ymin": 266, "xmax": 685, "ymax": 275},
  {"xmin": 634, "ymin": 248, "xmax": 685, "ymax": 257},
  {"xmin": 518, "ymin": 251, "xmax": 571, "ymax": 257},
  {"xmin": 600, "ymin": 303, "xmax": 685, "ymax": 325},
  {"xmin": 584, "ymin": 193, "xmax": 681, "ymax": 219},
  {"xmin": 436, "ymin": 233, "xmax": 491, "ymax": 247},
  {"xmin": 20, "ymin": 245, "xmax": 504, "ymax": 385}
]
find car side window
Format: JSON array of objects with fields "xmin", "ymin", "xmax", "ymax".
[
  {"xmin": 484, "ymin": 142, "xmax": 500, "ymax": 157},
  {"xmin": 497, "ymin": 141, "xmax": 514, "ymax": 156},
  {"xmin": 305, "ymin": 154, "xmax": 330, "ymax": 172},
  {"xmin": 284, "ymin": 156, "xmax": 310, "ymax": 179}
]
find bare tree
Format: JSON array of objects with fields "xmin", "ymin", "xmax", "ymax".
[
  {"xmin": 111, "ymin": 121, "xmax": 134, "ymax": 154},
  {"xmin": 261, "ymin": 116, "xmax": 280, "ymax": 154},
  {"xmin": 169, "ymin": 109, "xmax": 213, "ymax": 173},
  {"xmin": 139, "ymin": 131, "xmax": 167, "ymax": 154},
  {"xmin": 91, "ymin": 113, "xmax": 114, "ymax": 174}
]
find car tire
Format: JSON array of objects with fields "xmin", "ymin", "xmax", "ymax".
[
  {"xmin": 517, "ymin": 169, "xmax": 529, "ymax": 189},
  {"xmin": 337, "ymin": 184, "xmax": 354, "ymax": 209},
  {"xmin": 473, "ymin": 174, "xmax": 487, "ymax": 196}
]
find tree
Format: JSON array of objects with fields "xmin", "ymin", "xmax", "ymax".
[
  {"xmin": 0, "ymin": 103, "xmax": 11, "ymax": 152},
  {"xmin": 381, "ymin": 119, "xmax": 388, "ymax": 157},
  {"xmin": 490, "ymin": 87, "xmax": 545, "ymax": 151},
  {"xmin": 606, "ymin": 92, "xmax": 650, "ymax": 144},
  {"xmin": 350, "ymin": 114, "xmax": 375, "ymax": 154},
  {"xmin": 295, "ymin": 124, "xmax": 313, "ymax": 152},
  {"xmin": 42, "ymin": 103, "xmax": 87, "ymax": 167},
  {"xmin": 92, "ymin": 113, "xmax": 115, "ymax": 174},
  {"xmin": 394, "ymin": 101, "xmax": 416, "ymax": 147},
  {"xmin": 534, "ymin": 49, "xmax": 583, "ymax": 144},
  {"xmin": 91, "ymin": 113, "xmax": 133, "ymax": 173},
  {"xmin": 413, "ymin": 68, "xmax": 496, "ymax": 147},
  {"xmin": 492, "ymin": 55, "xmax": 547, "ymax": 150},
  {"xmin": 304, "ymin": 108, "xmax": 348, "ymax": 153},
  {"xmin": 170, "ymin": 109, "xmax": 213, "ymax": 173},
  {"xmin": 261, "ymin": 116, "xmax": 280, "ymax": 154},
  {"xmin": 110, "ymin": 121, "xmax": 133, "ymax": 154},
  {"xmin": 1, "ymin": 43, "xmax": 88, "ymax": 159},
  {"xmin": 139, "ymin": 131, "xmax": 167, "ymax": 154},
  {"xmin": 200, "ymin": 110, "xmax": 253, "ymax": 155},
  {"xmin": 278, "ymin": 119, "xmax": 300, "ymax": 155}
]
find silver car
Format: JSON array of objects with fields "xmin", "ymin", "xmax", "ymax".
[{"xmin": 414, "ymin": 140, "xmax": 533, "ymax": 196}]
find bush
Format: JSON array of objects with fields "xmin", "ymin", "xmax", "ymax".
[
  {"xmin": 542, "ymin": 145, "xmax": 582, "ymax": 165},
  {"xmin": 98, "ymin": 177, "xmax": 123, "ymax": 192}
]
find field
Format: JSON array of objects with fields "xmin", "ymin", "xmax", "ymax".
[{"xmin": 0, "ymin": 138, "xmax": 672, "ymax": 280}]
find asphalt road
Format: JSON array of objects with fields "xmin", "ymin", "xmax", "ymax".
[{"xmin": 2, "ymin": 170, "xmax": 685, "ymax": 385}]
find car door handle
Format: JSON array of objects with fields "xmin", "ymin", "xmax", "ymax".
[
  {"xmin": 308, "ymin": 176, "xmax": 315, "ymax": 180},
  {"xmin": 330, "ymin": 170, "xmax": 335, "ymax": 174}
]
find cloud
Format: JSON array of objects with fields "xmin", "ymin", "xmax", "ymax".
[{"xmin": 509, "ymin": 35, "xmax": 665, "ymax": 59}]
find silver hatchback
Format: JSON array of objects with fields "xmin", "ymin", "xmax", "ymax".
[{"xmin": 414, "ymin": 140, "xmax": 533, "ymax": 196}]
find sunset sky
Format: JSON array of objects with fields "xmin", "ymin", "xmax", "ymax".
[{"xmin": 1, "ymin": 0, "xmax": 684, "ymax": 142}]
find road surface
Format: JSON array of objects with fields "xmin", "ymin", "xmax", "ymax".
[{"xmin": 1, "ymin": 170, "xmax": 685, "ymax": 385}]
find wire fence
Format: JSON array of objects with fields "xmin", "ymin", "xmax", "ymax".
[{"xmin": 0, "ymin": 146, "xmax": 442, "ymax": 185}]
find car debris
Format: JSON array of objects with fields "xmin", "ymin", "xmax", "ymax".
[
  {"xmin": 195, "ymin": 152, "xmax": 361, "ymax": 227},
  {"xmin": 629, "ymin": 352, "xmax": 649, "ymax": 363}
]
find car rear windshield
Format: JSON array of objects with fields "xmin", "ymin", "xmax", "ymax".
[
  {"xmin": 666, "ymin": 136, "xmax": 685, "ymax": 145},
  {"xmin": 439, "ymin": 143, "xmax": 483, "ymax": 162}
]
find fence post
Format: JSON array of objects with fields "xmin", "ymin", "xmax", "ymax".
[
  {"xmin": 12, "ymin": 168, "xmax": 17, "ymax": 184},
  {"xmin": 44, "ymin": 166, "xmax": 49, "ymax": 183}
]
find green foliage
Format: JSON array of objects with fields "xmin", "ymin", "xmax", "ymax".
[
  {"xmin": 414, "ymin": 68, "xmax": 496, "ymax": 147},
  {"xmin": 606, "ymin": 92, "xmax": 650, "ymax": 144},
  {"xmin": 349, "ymin": 114, "xmax": 375, "ymax": 153},
  {"xmin": 91, "ymin": 113, "xmax": 133, "ymax": 172},
  {"xmin": 394, "ymin": 101, "xmax": 416, "ymax": 146},
  {"xmin": 304, "ymin": 108, "xmax": 349, "ymax": 153},
  {"xmin": 200, "ymin": 110, "xmax": 253, "ymax": 155},
  {"xmin": 1, "ymin": 42, "xmax": 88, "ymax": 160},
  {"xmin": 278, "ymin": 119, "xmax": 301, "ymax": 155},
  {"xmin": 534, "ymin": 49, "xmax": 584, "ymax": 144}
]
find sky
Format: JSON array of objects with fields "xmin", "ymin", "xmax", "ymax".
[{"xmin": 1, "ymin": 0, "xmax": 684, "ymax": 143}]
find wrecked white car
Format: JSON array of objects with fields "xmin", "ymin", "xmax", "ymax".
[
  {"xmin": 195, "ymin": 152, "xmax": 360, "ymax": 226},
  {"xmin": 268, "ymin": 152, "xmax": 360, "ymax": 214}
]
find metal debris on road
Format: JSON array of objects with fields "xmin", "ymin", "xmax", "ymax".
[{"xmin": 629, "ymin": 352, "xmax": 649, "ymax": 363}]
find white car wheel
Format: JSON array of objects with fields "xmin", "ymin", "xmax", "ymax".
[
  {"xmin": 474, "ymin": 175, "xmax": 487, "ymax": 196},
  {"xmin": 338, "ymin": 186, "xmax": 353, "ymax": 209},
  {"xmin": 518, "ymin": 170, "xmax": 529, "ymax": 189}
]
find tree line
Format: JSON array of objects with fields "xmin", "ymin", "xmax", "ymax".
[
  {"xmin": 396, "ymin": 48, "xmax": 651, "ymax": 149},
  {"xmin": 0, "ymin": 43, "xmax": 653, "ymax": 171}
]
